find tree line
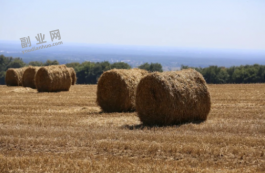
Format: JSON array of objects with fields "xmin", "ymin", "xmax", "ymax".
[
  {"xmin": 181, "ymin": 64, "xmax": 265, "ymax": 84},
  {"xmin": 0, "ymin": 54, "xmax": 162, "ymax": 85},
  {"xmin": 1, "ymin": 54, "xmax": 265, "ymax": 84}
]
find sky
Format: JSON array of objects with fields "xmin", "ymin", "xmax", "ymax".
[{"xmin": 1, "ymin": 0, "xmax": 265, "ymax": 50}]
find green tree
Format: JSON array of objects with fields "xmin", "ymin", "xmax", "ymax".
[
  {"xmin": 181, "ymin": 65, "xmax": 190, "ymax": 70},
  {"xmin": 139, "ymin": 63, "xmax": 163, "ymax": 72},
  {"xmin": 7, "ymin": 58, "xmax": 26, "ymax": 68},
  {"xmin": 232, "ymin": 67, "xmax": 245, "ymax": 83},
  {"xmin": 0, "ymin": 55, "xmax": 13, "ymax": 71},
  {"xmin": 111, "ymin": 62, "xmax": 131, "ymax": 69},
  {"xmin": 256, "ymin": 65, "xmax": 265, "ymax": 82},
  {"xmin": 44, "ymin": 60, "xmax": 59, "ymax": 66},
  {"xmin": 226, "ymin": 66, "xmax": 236, "ymax": 83},
  {"xmin": 28, "ymin": 61, "xmax": 44, "ymax": 66},
  {"xmin": 200, "ymin": 66, "xmax": 219, "ymax": 83},
  {"xmin": 66, "ymin": 62, "xmax": 81, "ymax": 72},
  {"xmin": 76, "ymin": 61, "xmax": 95, "ymax": 84},
  {"xmin": 150, "ymin": 63, "xmax": 163, "ymax": 72},
  {"xmin": 0, "ymin": 55, "xmax": 12, "ymax": 84},
  {"xmin": 0, "ymin": 71, "xmax": 5, "ymax": 84},
  {"xmin": 0, "ymin": 55, "xmax": 26, "ymax": 84},
  {"xmin": 138, "ymin": 63, "xmax": 150, "ymax": 71},
  {"xmin": 99, "ymin": 61, "xmax": 111, "ymax": 72},
  {"xmin": 216, "ymin": 68, "xmax": 229, "ymax": 83}
]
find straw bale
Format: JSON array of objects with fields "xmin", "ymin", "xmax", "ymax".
[
  {"xmin": 35, "ymin": 65, "xmax": 71, "ymax": 92},
  {"xmin": 136, "ymin": 69, "xmax": 211, "ymax": 125},
  {"xmin": 5, "ymin": 67, "xmax": 27, "ymax": 86},
  {"xmin": 67, "ymin": 67, "xmax": 77, "ymax": 85},
  {"xmin": 22, "ymin": 66, "xmax": 40, "ymax": 88},
  {"xmin": 97, "ymin": 68, "xmax": 148, "ymax": 112}
]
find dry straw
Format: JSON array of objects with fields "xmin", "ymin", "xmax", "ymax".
[
  {"xmin": 22, "ymin": 66, "xmax": 40, "ymax": 88},
  {"xmin": 97, "ymin": 68, "xmax": 148, "ymax": 112},
  {"xmin": 35, "ymin": 65, "xmax": 72, "ymax": 92},
  {"xmin": 5, "ymin": 67, "xmax": 27, "ymax": 86},
  {"xmin": 136, "ymin": 69, "xmax": 211, "ymax": 126},
  {"xmin": 67, "ymin": 67, "xmax": 77, "ymax": 85}
]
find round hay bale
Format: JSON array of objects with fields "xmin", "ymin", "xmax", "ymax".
[
  {"xmin": 35, "ymin": 65, "xmax": 72, "ymax": 92},
  {"xmin": 22, "ymin": 66, "xmax": 40, "ymax": 89},
  {"xmin": 136, "ymin": 69, "xmax": 211, "ymax": 126},
  {"xmin": 97, "ymin": 68, "xmax": 148, "ymax": 112},
  {"xmin": 5, "ymin": 67, "xmax": 27, "ymax": 86},
  {"xmin": 67, "ymin": 67, "xmax": 77, "ymax": 85}
]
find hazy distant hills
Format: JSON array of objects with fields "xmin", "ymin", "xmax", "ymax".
[{"xmin": 1, "ymin": 40, "xmax": 265, "ymax": 71}]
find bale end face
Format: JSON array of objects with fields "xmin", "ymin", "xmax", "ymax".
[
  {"xmin": 97, "ymin": 70, "xmax": 131, "ymax": 112},
  {"xmin": 67, "ymin": 67, "xmax": 77, "ymax": 85},
  {"xmin": 22, "ymin": 66, "xmax": 40, "ymax": 89},
  {"xmin": 136, "ymin": 69, "xmax": 211, "ymax": 126},
  {"xmin": 5, "ymin": 67, "xmax": 26, "ymax": 86},
  {"xmin": 5, "ymin": 69, "xmax": 19, "ymax": 86},
  {"xmin": 97, "ymin": 68, "xmax": 148, "ymax": 112}
]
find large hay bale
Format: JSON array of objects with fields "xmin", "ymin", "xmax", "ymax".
[
  {"xmin": 22, "ymin": 66, "xmax": 40, "ymax": 88},
  {"xmin": 35, "ymin": 65, "xmax": 71, "ymax": 92},
  {"xmin": 5, "ymin": 67, "xmax": 27, "ymax": 86},
  {"xmin": 97, "ymin": 68, "xmax": 148, "ymax": 112},
  {"xmin": 136, "ymin": 69, "xmax": 211, "ymax": 126},
  {"xmin": 67, "ymin": 67, "xmax": 77, "ymax": 85}
]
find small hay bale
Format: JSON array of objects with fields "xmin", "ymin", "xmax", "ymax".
[
  {"xmin": 97, "ymin": 68, "xmax": 148, "ymax": 112},
  {"xmin": 5, "ymin": 67, "xmax": 27, "ymax": 86},
  {"xmin": 22, "ymin": 66, "xmax": 40, "ymax": 89},
  {"xmin": 67, "ymin": 67, "xmax": 77, "ymax": 85},
  {"xmin": 35, "ymin": 65, "xmax": 71, "ymax": 92},
  {"xmin": 136, "ymin": 69, "xmax": 211, "ymax": 126}
]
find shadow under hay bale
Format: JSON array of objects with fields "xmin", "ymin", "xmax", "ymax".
[
  {"xmin": 22, "ymin": 66, "xmax": 40, "ymax": 89},
  {"xmin": 5, "ymin": 67, "xmax": 27, "ymax": 86},
  {"xmin": 35, "ymin": 65, "xmax": 72, "ymax": 92},
  {"xmin": 136, "ymin": 69, "xmax": 211, "ymax": 126},
  {"xmin": 67, "ymin": 67, "xmax": 77, "ymax": 85},
  {"xmin": 122, "ymin": 120, "xmax": 205, "ymax": 130},
  {"xmin": 97, "ymin": 68, "xmax": 148, "ymax": 112}
]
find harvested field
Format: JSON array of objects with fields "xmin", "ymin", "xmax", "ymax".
[{"xmin": 0, "ymin": 84, "xmax": 264, "ymax": 172}]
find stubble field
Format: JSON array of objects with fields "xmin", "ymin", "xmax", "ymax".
[{"xmin": 0, "ymin": 84, "xmax": 264, "ymax": 172}]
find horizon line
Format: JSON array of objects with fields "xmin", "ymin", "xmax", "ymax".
[{"xmin": 1, "ymin": 39, "xmax": 265, "ymax": 53}]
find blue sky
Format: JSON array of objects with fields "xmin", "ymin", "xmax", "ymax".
[{"xmin": 1, "ymin": 0, "xmax": 265, "ymax": 50}]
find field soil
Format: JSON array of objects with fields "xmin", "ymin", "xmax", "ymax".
[{"xmin": 0, "ymin": 84, "xmax": 264, "ymax": 172}]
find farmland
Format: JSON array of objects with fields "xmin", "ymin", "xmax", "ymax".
[{"xmin": 0, "ymin": 84, "xmax": 264, "ymax": 172}]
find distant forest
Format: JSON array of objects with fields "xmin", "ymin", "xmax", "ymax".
[
  {"xmin": 1, "ymin": 54, "xmax": 265, "ymax": 84},
  {"xmin": 0, "ymin": 54, "xmax": 162, "ymax": 85}
]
